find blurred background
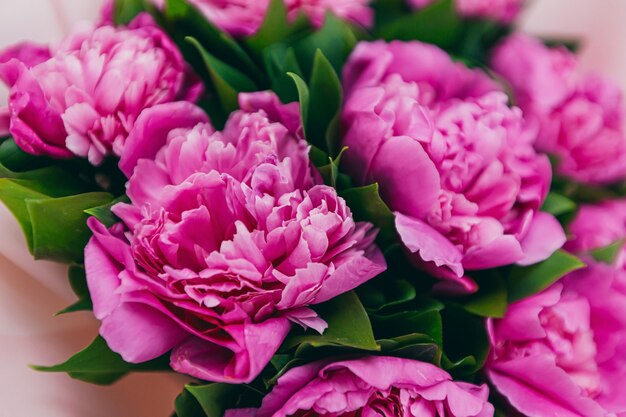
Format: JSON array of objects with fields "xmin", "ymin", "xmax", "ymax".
[{"xmin": 0, "ymin": 1, "xmax": 624, "ymax": 416}]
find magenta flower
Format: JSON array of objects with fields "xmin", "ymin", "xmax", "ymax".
[
  {"xmin": 566, "ymin": 200, "xmax": 626, "ymax": 254},
  {"xmin": 342, "ymin": 41, "xmax": 565, "ymax": 293},
  {"xmin": 157, "ymin": 0, "xmax": 373, "ymax": 37},
  {"xmin": 491, "ymin": 34, "xmax": 626, "ymax": 185},
  {"xmin": 487, "ymin": 274, "xmax": 626, "ymax": 417},
  {"xmin": 0, "ymin": 14, "xmax": 201, "ymax": 165},
  {"xmin": 0, "ymin": 42, "xmax": 51, "ymax": 137},
  {"xmin": 408, "ymin": 0, "xmax": 523, "ymax": 24},
  {"xmin": 85, "ymin": 92, "xmax": 386, "ymax": 383},
  {"xmin": 225, "ymin": 356, "xmax": 494, "ymax": 417}
]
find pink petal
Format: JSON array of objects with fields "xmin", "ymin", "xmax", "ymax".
[
  {"xmin": 100, "ymin": 302, "xmax": 189, "ymax": 363},
  {"xmin": 119, "ymin": 101, "xmax": 209, "ymax": 177},
  {"xmin": 171, "ymin": 318, "xmax": 291, "ymax": 383},
  {"xmin": 370, "ymin": 136, "xmax": 440, "ymax": 219},
  {"xmin": 518, "ymin": 212, "xmax": 567, "ymax": 266},
  {"xmin": 395, "ymin": 212, "xmax": 464, "ymax": 277},
  {"xmin": 488, "ymin": 355, "xmax": 607, "ymax": 417}
]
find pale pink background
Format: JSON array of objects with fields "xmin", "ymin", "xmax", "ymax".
[{"xmin": 0, "ymin": 1, "xmax": 625, "ymax": 416}]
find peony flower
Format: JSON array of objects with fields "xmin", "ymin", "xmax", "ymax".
[
  {"xmin": 487, "ymin": 275, "xmax": 626, "ymax": 417},
  {"xmin": 491, "ymin": 34, "xmax": 626, "ymax": 185},
  {"xmin": 225, "ymin": 356, "xmax": 494, "ymax": 417},
  {"xmin": 85, "ymin": 92, "xmax": 386, "ymax": 383},
  {"xmin": 408, "ymin": 0, "xmax": 523, "ymax": 24},
  {"xmin": 0, "ymin": 14, "xmax": 201, "ymax": 165},
  {"xmin": 342, "ymin": 40, "xmax": 565, "ymax": 292},
  {"xmin": 174, "ymin": 0, "xmax": 373, "ymax": 37},
  {"xmin": 0, "ymin": 42, "xmax": 51, "ymax": 137},
  {"xmin": 566, "ymin": 200, "xmax": 626, "ymax": 254}
]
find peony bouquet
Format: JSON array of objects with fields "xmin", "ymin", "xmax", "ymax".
[{"xmin": 1, "ymin": 0, "xmax": 626, "ymax": 416}]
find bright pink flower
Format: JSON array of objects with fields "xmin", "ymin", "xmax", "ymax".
[
  {"xmin": 178, "ymin": 0, "xmax": 373, "ymax": 36},
  {"xmin": 342, "ymin": 41, "xmax": 564, "ymax": 293},
  {"xmin": 492, "ymin": 34, "xmax": 626, "ymax": 185},
  {"xmin": 99, "ymin": 0, "xmax": 114, "ymax": 25},
  {"xmin": 225, "ymin": 356, "xmax": 494, "ymax": 417},
  {"xmin": 487, "ymin": 272, "xmax": 626, "ymax": 417},
  {"xmin": 408, "ymin": 0, "xmax": 523, "ymax": 24},
  {"xmin": 0, "ymin": 14, "xmax": 201, "ymax": 165},
  {"xmin": 566, "ymin": 200, "xmax": 626, "ymax": 254},
  {"xmin": 0, "ymin": 42, "xmax": 51, "ymax": 137},
  {"xmin": 85, "ymin": 93, "xmax": 386, "ymax": 383}
]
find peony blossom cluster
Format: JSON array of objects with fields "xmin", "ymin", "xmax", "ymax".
[
  {"xmin": 0, "ymin": 14, "xmax": 201, "ymax": 165},
  {"xmin": 408, "ymin": 0, "xmax": 523, "ymax": 24},
  {"xmin": 227, "ymin": 356, "xmax": 494, "ymax": 417},
  {"xmin": 342, "ymin": 40, "xmax": 565, "ymax": 292},
  {"xmin": 492, "ymin": 34, "xmax": 626, "ymax": 185},
  {"xmin": 152, "ymin": 0, "xmax": 373, "ymax": 36},
  {"xmin": 85, "ymin": 92, "xmax": 386, "ymax": 383},
  {"xmin": 487, "ymin": 202, "xmax": 626, "ymax": 417}
]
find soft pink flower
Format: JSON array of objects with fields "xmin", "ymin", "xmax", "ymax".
[
  {"xmin": 85, "ymin": 93, "xmax": 386, "ymax": 383},
  {"xmin": 487, "ymin": 272, "xmax": 626, "ymax": 417},
  {"xmin": 408, "ymin": 0, "xmax": 523, "ymax": 24},
  {"xmin": 178, "ymin": 0, "xmax": 373, "ymax": 36},
  {"xmin": 225, "ymin": 356, "xmax": 494, "ymax": 417},
  {"xmin": 342, "ymin": 41, "xmax": 564, "ymax": 293},
  {"xmin": 0, "ymin": 14, "xmax": 201, "ymax": 165},
  {"xmin": 492, "ymin": 34, "xmax": 626, "ymax": 184}
]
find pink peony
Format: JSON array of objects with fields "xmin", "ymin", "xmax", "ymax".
[
  {"xmin": 491, "ymin": 34, "xmax": 626, "ymax": 185},
  {"xmin": 566, "ymin": 200, "xmax": 626, "ymax": 254},
  {"xmin": 342, "ymin": 41, "xmax": 565, "ymax": 292},
  {"xmin": 226, "ymin": 356, "xmax": 494, "ymax": 417},
  {"xmin": 0, "ymin": 42, "xmax": 51, "ymax": 137},
  {"xmin": 487, "ymin": 273, "xmax": 626, "ymax": 416},
  {"xmin": 408, "ymin": 0, "xmax": 523, "ymax": 24},
  {"xmin": 179, "ymin": 0, "xmax": 373, "ymax": 36},
  {"xmin": 0, "ymin": 14, "xmax": 201, "ymax": 165},
  {"xmin": 85, "ymin": 92, "xmax": 386, "ymax": 383}
]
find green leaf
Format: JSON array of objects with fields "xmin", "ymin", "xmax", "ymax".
[
  {"xmin": 543, "ymin": 37, "xmax": 581, "ymax": 53},
  {"xmin": 0, "ymin": 139, "xmax": 50, "ymax": 172},
  {"xmin": 316, "ymin": 147, "xmax": 352, "ymax": 189},
  {"xmin": 264, "ymin": 46, "xmax": 304, "ymax": 103},
  {"xmin": 291, "ymin": 13, "xmax": 357, "ymax": 77},
  {"xmin": 507, "ymin": 250, "xmax": 585, "ymax": 303},
  {"xmin": 590, "ymin": 239, "xmax": 626, "ymax": 265},
  {"xmin": 287, "ymin": 71, "xmax": 311, "ymax": 134},
  {"xmin": 34, "ymin": 336, "xmax": 170, "ymax": 385},
  {"xmin": 0, "ymin": 179, "xmax": 50, "ymax": 251},
  {"xmin": 283, "ymin": 291, "xmax": 379, "ymax": 352},
  {"xmin": 164, "ymin": 0, "xmax": 261, "ymax": 80},
  {"xmin": 174, "ymin": 387, "xmax": 205, "ymax": 417},
  {"xmin": 186, "ymin": 36, "xmax": 258, "ymax": 115},
  {"xmin": 56, "ymin": 265, "xmax": 92, "ymax": 316},
  {"xmin": 372, "ymin": 309, "xmax": 443, "ymax": 346},
  {"xmin": 441, "ymin": 305, "xmax": 489, "ymax": 375},
  {"xmin": 457, "ymin": 272, "xmax": 508, "ymax": 318},
  {"xmin": 84, "ymin": 195, "xmax": 129, "ymax": 228},
  {"xmin": 340, "ymin": 183, "xmax": 396, "ymax": 247},
  {"xmin": 306, "ymin": 50, "xmax": 343, "ymax": 156},
  {"xmin": 542, "ymin": 192, "xmax": 577, "ymax": 217},
  {"xmin": 185, "ymin": 384, "xmax": 240, "ymax": 417},
  {"xmin": 246, "ymin": 0, "xmax": 309, "ymax": 54},
  {"xmin": 176, "ymin": 383, "xmax": 260, "ymax": 417},
  {"xmin": 27, "ymin": 192, "xmax": 114, "ymax": 262},
  {"xmin": 114, "ymin": 0, "xmax": 147, "ymax": 25},
  {"xmin": 358, "ymin": 279, "xmax": 417, "ymax": 312},
  {"xmin": 377, "ymin": 334, "xmax": 441, "ymax": 364},
  {"xmin": 378, "ymin": 0, "xmax": 462, "ymax": 49}
]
